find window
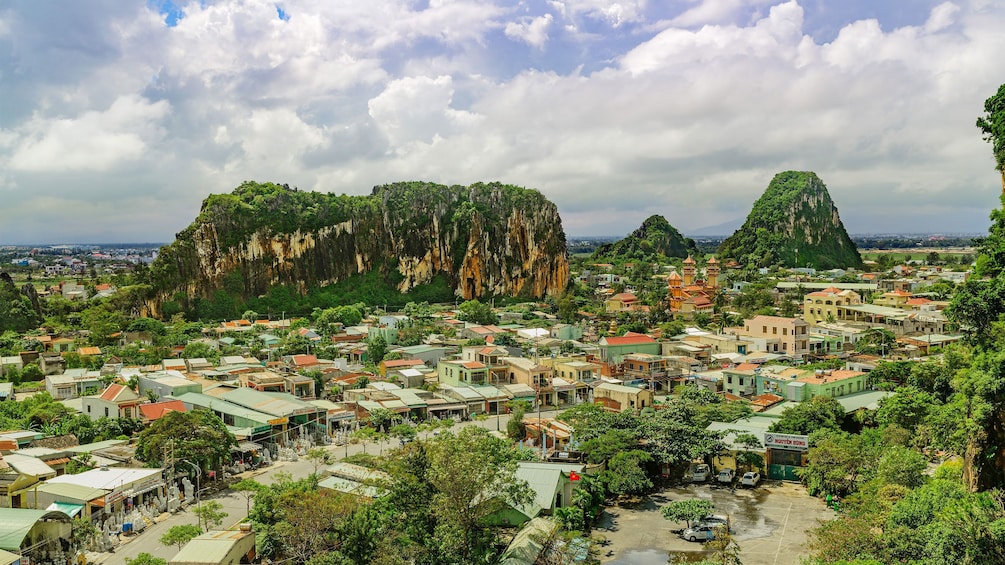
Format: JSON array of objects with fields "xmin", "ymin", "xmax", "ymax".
[
  {"xmin": 104, "ymin": 407, "xmax": 109, "ymax": 417},
  {"xmin": 762, "ymin": 326, "xmax": 767, "ymax": 333},
  {"xmin": 772, "ymin": 327, "xmax": 777, "ymax": 335},
  {"xmin": 783, "ymin": 328, "xmax": 788, "ymax": 336},
  {"xmin": 87, "ymin": 405, "xmax": 91, "ymax": 413}
]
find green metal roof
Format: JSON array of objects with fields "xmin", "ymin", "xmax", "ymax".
[
  {"xmin": 174, "ymin": 392, "xmax": 275, "ymax": 426},
  {"xmin": 223, "ymin": 387, "xmax": 320, "ymax": 418},
  {"xmin": 836, "ymin": 390, "xmax": 895, "ymax": 413},
  {"xmin": 0, "ymin": 508, "xmax": 70, "ymax": 551},
  {"xmin": 46, "ymin": 502, "xmax": 83, "ymax": 517},
  {"xmin": 169, "ymin": 530, "xmax": 256, "ymax": 564},
  {"xmin": 35, "ymin": 482, "xmax": 109, "ymax": 502}
]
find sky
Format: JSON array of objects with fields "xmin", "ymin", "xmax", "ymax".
[{"xmin": 1, "ymin": 0, "xmax": 1005, "ymax": 244}]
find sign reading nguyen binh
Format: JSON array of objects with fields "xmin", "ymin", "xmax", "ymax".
[{"xmin": 763, "ymin": 432, "xmax": 809, "ymax": 451}]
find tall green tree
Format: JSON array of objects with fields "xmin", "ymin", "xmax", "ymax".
[
  {"xmin": 457, "ymin": 299, "xmax": 498, "ymax": 326},
  {"xmin": 768, "ymin": 396, "xmax": 846, "ymax": 436},
  {"xmin": 977, "ymin": 82, "xmax": 1005, "ymax": 192},
  {"xmin": 425, "ymin": 427, "xmax": 532, "ymax": 563},
  {"xmin": 160, "ymin": 524, "xmax": 202, "ymax": 549},
  {"xmin": 135, "ymin": 409, "xmax": 236, "ymax": 471}
]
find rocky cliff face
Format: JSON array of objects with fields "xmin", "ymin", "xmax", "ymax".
[
  {"xmin": 593, "ymin": 214, "xmax": 698, "ymax": 260},
  {"xmin": 717, "ymin": 171, "xmax": 862, "ymax": 269},
  {"xmin": 148, "ymin": 181, "xmax": 569, "ymax": 315}
]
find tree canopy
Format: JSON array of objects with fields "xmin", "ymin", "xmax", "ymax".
[{"xmin": 135, "ymin": 409, "xmax": 236, "ymax": 470}]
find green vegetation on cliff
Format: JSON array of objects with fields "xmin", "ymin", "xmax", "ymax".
[
  {"xmin": 717, "ymin": 171, "xmax": 862, "ymax": 269},
  {"xmin": 592, "ymin": 215, "xmax": 698, "ymax": 261},
  {"xmin": 149, "ymin": 180, "xmax": 569, "ymax": 320}
]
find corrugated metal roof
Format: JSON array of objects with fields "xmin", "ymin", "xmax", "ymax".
[
  {"xmin": 169, "ymin": 530, "xmax": 256, "ymax": 564},
  {"xmin": 174, "ymin": 392, "xmax": 274, "ymax": 426},
  {"xmin": 223, "ymin": 387, "xmax": 319, "ymax": 417},
  {"xmin": 0, "ymin": 508, "xmax": 71, "ymax": 551},
  {"xmin": 35, "ymin": 482, "xmax": 107, "ymax": 502}
]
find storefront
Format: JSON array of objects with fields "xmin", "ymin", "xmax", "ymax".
[{"xmin": 764, "ymin": 432, "xmax": 808, "ymax": 481}]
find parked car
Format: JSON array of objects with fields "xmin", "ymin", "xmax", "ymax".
[
  {"xmin": 691, "ymin": 463, "xmax": 710, "ymax": 482},
  {"xmin": 717, "ymin": 468, "xmax": 735, "ymax": 484},
  {"xmin": 681, "ymin": 523, "xmax": 726, "ymax": 542},
  {"xmin": 741, "ymin": 471, "xmax": 761, "ymax": 487},
  {"xmin": 698, "ymin": 515, "xmax": 729, "ymax": 528}
]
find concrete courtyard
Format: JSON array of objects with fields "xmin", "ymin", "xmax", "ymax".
[{"xmin": 599, "ymin": 481, "xmax": 834, "ymax": 565}]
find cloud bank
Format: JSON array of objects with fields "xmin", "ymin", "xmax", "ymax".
[{"xmin": 0, "ymin": 0, "xmax": 1003, "ymax": 243}]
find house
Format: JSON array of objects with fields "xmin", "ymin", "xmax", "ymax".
[
  {"xmin": 461, "ymin": 325, "xmax": 507, "ymax": 341},
  {"xmin": 391, "ymin": 344, "xmax": 452, "ymax": 367},
  {"xmin": 461, "ymin": 345, "xmax": 511, "ymax": 385},
  {"xmin": 0, "ymin": 455, "xmax": 56, "ymax": 508},
  {"xmin": 45, "ymin": 369, "xmax": 103, "ymax": 400},
  {"xmin": 82, "ymin": 384, "xmax": 145, "ymax": 420},
  {"xmin": 621, "ymin": 353, "xmax": 680, "ymax": 392},
  {"xmin": 549, "ymin": 324, "xmax": 584, "ymax": 341},
  {"xmin": 504, "ymin": 357, "xmax": 556, "ymax": 406},
  {"xmin": 379, "ymin": 358, "xmax": 424, "ymax": 377},
  {"xmin": 722, "ymin": 366, "xmax": 758, "ymax": 397},
  {"xmin": 38, "ymin": 352, "xmax": 66, "ymax": 375},
  {"xmin": 45, "ymin": 467, "xmax": 165, "ymax": 518},
  {"xmin": 727, "ymin": 315, "xmax": 809, "ymax": 360},
  {"xmin": 437, "ymin": 359, "xmax": 489, "ymax": 387},
  {"xmin": 598, "ymin": 332, "xmax": 660, "ymax": 363},
  {"xmin": 795, "ymin": 369, "xmax": 869, "ymax": 400},
  {"xmin": 491, "ymin": 462, "xmax": 587, "ymax": 526},
  {"xmin": 137, "ymin": 371, "xmax": 202, "ymax": 400},
  {"xmin": 803, "ymin": 287, "xmax": 862, "ymax": 325},
  {"xmin": 593, "ymin": 382, "xmax": 653, "ymax": 413},
  {"xmin": 605, "ymin": 293, "xmax": 639, "ymax": 313}
]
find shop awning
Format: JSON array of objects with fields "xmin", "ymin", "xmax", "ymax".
[
  {"xmin": 427, "ymin": 403, "xmax": 466, "ymax": 412},
  {"xmin": 46, "ymin": 502, "xmax": 84, "ymax": 517},
  {"xmin": 231, "ymin": 441, "xmax": 263, "ymax": 452}
]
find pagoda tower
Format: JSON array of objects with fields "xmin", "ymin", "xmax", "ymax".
[
  {"xmin": 682, "ymin": 256, "xmax": 696, "ymax": 286},
  {"xmin": 706, "ymin": 256, "xmax": 720, "ymax": 288}
]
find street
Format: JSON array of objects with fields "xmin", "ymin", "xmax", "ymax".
[{"xmin": 95, "ymin": 410, "xmax": 558, "ymax": 563}]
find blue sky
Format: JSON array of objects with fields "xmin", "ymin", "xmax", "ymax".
[{"xmin": 1, "ymin": 0, "xmax": 1004, "ymax": 243}]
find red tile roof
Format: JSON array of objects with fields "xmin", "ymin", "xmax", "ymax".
[
  {"xmin": 383, "ymin": 359, "xmax": 423, "ymax": 368},
  {"xmin": 291, "ymin": 354, "xmax": 319, "ymax": 366},
  {"xmin": 462, "ymin": 361, "xmax": 487, "ymax": 370},
  {"xmin": 139, "ymin": 400, "xmax": 187, "ymax": 421},
  {"xmin": 603, "ymin": 333, "xmax": 656, "ymax": 346},
  {"xmin": 99, "ymin": 384, "xmax": 128, "ymax": 402}
]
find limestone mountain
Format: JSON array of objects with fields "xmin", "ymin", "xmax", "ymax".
[
  {"xmin": 717, "ymin": 171, "xmax": 862, "ymax": 269},
  {"xmin": 593, "ymin": 215, "xmax": 698, "ymax": 260},
  {"xmin": 147, "ymin": 181, "xmax": 569, "ymax": 317}
]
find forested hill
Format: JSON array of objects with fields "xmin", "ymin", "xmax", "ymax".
[
  {"xmin": 717, "ymin": 171, "xmax": 863, "ymax": 269},
  {"xmin": 146, "ymin": 181, "xmax": 569, "ymax": 318},
  {"xmin": 592, "ymin": 215, "xmax": 698, "ymax": 261}
]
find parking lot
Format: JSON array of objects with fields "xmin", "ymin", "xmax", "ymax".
[{"xmin": 598, "ymin": 481, "xmax": 834, "ymax": 565}]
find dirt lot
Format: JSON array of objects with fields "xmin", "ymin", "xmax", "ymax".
[{"xmin": 596, "ymin": 481, "xmax": 834, "ymax": 565}]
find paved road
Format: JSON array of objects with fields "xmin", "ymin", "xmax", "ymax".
[{"xmin": 96, "ymin": 410, "xmax": 558, "ymax": 563}]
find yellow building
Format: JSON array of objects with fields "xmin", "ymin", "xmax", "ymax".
[{"xmin": 802, "ymin": 287, "xmax": 861, "ymax": 325}]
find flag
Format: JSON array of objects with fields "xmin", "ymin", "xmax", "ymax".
[{"xmin": 569, "ymin": 471, "xmax": 580, "ymax": 481}]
